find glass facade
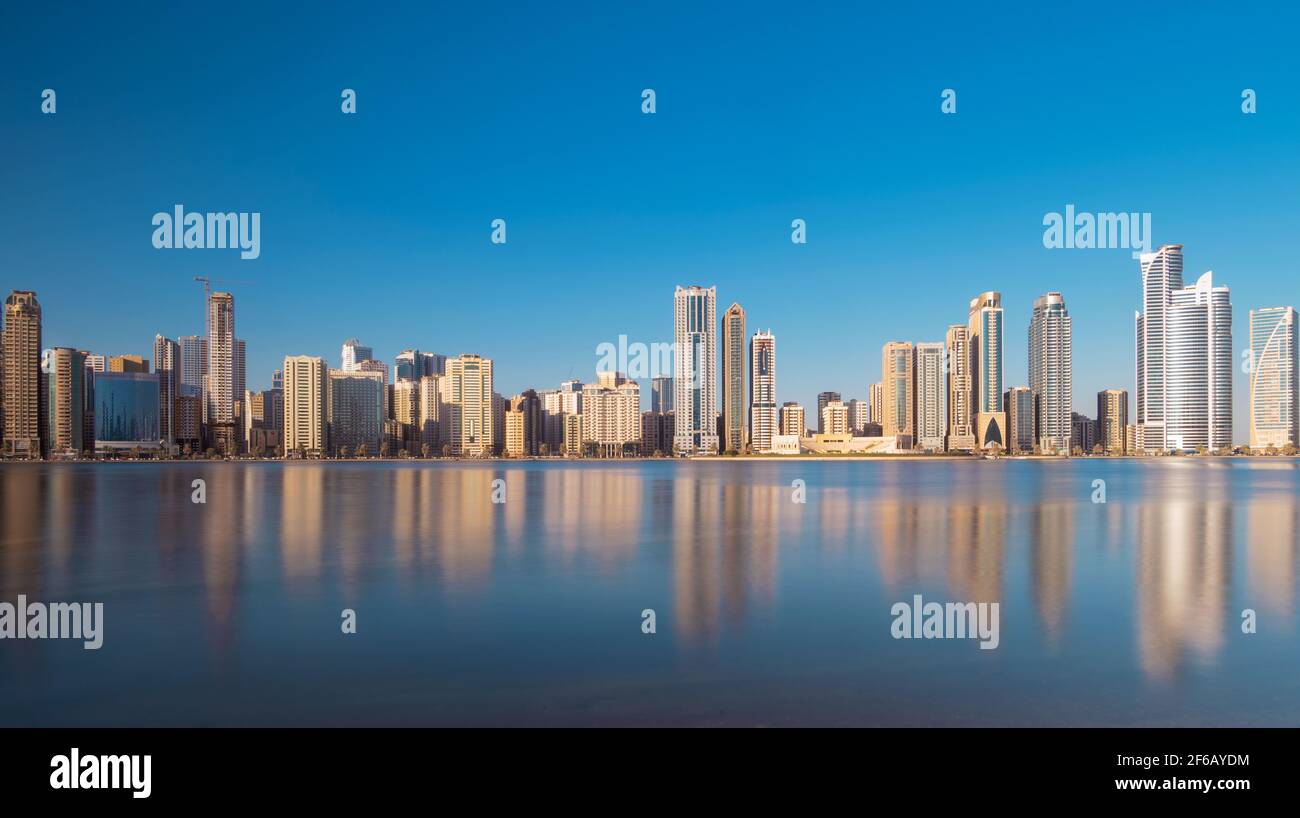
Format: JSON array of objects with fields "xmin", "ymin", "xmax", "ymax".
[{"xmin": 94, "ymin": 372, "xmax": 162, "ymax": 444}]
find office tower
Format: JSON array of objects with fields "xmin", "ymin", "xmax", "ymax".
[
  {"xmin": 1005, "ymin": 385, "xmax": 1035, "ymax": 454},
  {"xmin": 153, "ymin": 336, "xmax": 179, "ymax": 445},
  {"xmin": 747, "ymin": 330, "xmax": 777, "ymax": 452},
  {"xmin": 1166, "ymin": 271, "xmax": 1232, "ymax": 452},
  {"xmin": 417, "ymin": 374, "xmax": 442, "ymax": 452},
  {"xmin": 446, "ymin": 353, "xmax": 494, "ymax": 456},
  {"xmin": 720, "ymin": 302, "xmax": 747, "ymax": 452},
  {"xmin": 234, "ymin": 339, "xmax": 246, "ymax": 405},
  {"xmin": 1097, "ymin": 389, "xmax": 1129, "ymax": 454},
  {"xmin": 780, "ymin": 402, "xmax": 805, "ymax": 437},
  {"xmin": 204, "ymin": 291, "xmax": 237, "ymax": 453},
  {"xmin": 272, "ymin": 369, "xmax": 284, "ymax": 391},
  {"xmin": 881, "ymin": 342, "xmax": 914, "ymax": 441},
  {"xmin": 1249, "ymin": 307, "xmax": 1298, "ymax": 449},
  {"xmin": 3, "ymin": 290, "xmax": 44, "ymax": 458},
  {"xmin": 94, "ymin": 372, "xmax": 162, "ymax": 450},
  {"xmin": 355, "ymin": 359, "xmax": 390, "ymax": 418},
  {"xmin": 509, "ymin": 390, "xmax": 542, "ymax": 456},
  {"xmin": 1071, "ymin": 413, "xmax": 1096, "ymax": 453},
  {"xmin": 109, "ymin": 354, "xmax": 148, "ymax": 373},
  {"xmin": 505, "ymin": 409, "xmax": 525, "ymax": 456},
  {"xmin": 913, "ymin": 342, "xmax": 945, "ymax": 451},
  {"xmin": 327, "ymin": 368, "xmax": 385, "ymax": 456},
  {"xmin": 821, "ymin": 400, "xmax": 849, "ymax": 435},
  {"xmin": 247, "ymin": 385, "xmax": 285, "ymax": 456},
  {"xmin": 341, "ymin": 338, "xmax": 374, "ymax": 372},
  {"xmin": 816, "ymin": 391, "xmax": 841, "ymax": 434},
  {"xmin": 673, "ymin": 285, "xmax": 719, "ymax": 455},
  {"xmin": 582, "ymin": 377, "xmax": 641, "ymax": 457},
  {"xmin": 1135, "ymin": 244, "xmax": 1184, "ymax": 452},
  {"xmin": 492, "ymin": 392, "xmax": 506, "ymax": 456},
  {"xmin": 945, "ymin": 324, "xmax": 976, "ymax": 451},
  {"xmin": 969, "ymin": 291, "xmax": 1006, "ymax": 450},
  {"xmin": 84, "ymin": 353, "xmax": 107, "ymax": 373},
  {"xmin": 178, "ymin": 335, "xmax": 206, "ymax": 398},
  {"xmin": 42, "ymin": 348, "xmax": 88, "ymax": 457},
  {"xmin": 868, "ymin": 382, "xmax": 883, "ymax": 425},
  {"xmin": 283, "ymin": 355, "xmax": 327, "ymax": 456},
  {"xmin": 641, "ymin": 410, "xmax": 675, "ymax": 456},
  {"xmin": 540, "ymin": 380, "xmax": 583, "ymax": 453},
  {"xmin": 244, "ymin": 389, "xmax": 263, "ymax": 452},
  {"xmin": 651, "ymin": 376, "xmax": 674, "ymax": 413},
  {"xmin": 421, "ymin": 352, "xmax": 447, "ymax": 377},
  {"xmin": 1028, "ymin": 292, "xmax": 1073, "ymax": 454},
  {"xmin": 395, "ymin": 350, "xmax": 420, "ymax": 382}
]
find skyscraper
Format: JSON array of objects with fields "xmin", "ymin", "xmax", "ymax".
[
  {"xmin": 178, "ymin": 335, "xmax": 206, "ymax": 398},
  {"xmin": 868, "ymin": 382, "xmax": 883, "ymax": 426},
  {"xmin": 42, "ymin": 347, "xmax": 88, "ymax": 457},
  {"xmin": 1005, "ymin": 385, "xmax": 1035, "ymax": 454},
  {"xmin": 847, "ymin": 399, "xmax": 869, "ymax": 435},
  {"xmin": 651, "ymin": 376, "xmax": 674, "ymax": 414},
  {"xmin": 205, "ymin": 291, "xmax": 237, "ymax": 454},
  {"xmin": 341, "ymin": 338, "xmax": 374, "ymax": 372},
  {"xmin": 945, "ymin": 324, "xmax": 976, "ymax": 451},
  {"xmin": 153, "ymin": 335, "xmax": 180, "ymax": 446},
  {"xmin": 1097, "ymin": 389, "xmax": 1129, "ymax": 454},
  {"xmin": 1028, "ymin": 292, "xmax": 1073, "ymax": 454},
  {"xmin": 1249, "ymin": 306, "xmax": 1298, "ymax": 449},
  {"xmin": 720, "ymin": 302, "xmax": 747, "ymax": 453},
  {"xmin": 749, "ymin": 330, "xmax": 776, "ymax": 453},
  {"xmin": 913, "ymin": 342, "xmax": 945, "ymax": 451},
  {"xmin": 283, "ymin": 355, "xmax": 327, "ymax": 457},
  {"xmin": 779, "ymin": 402, "xmax": 805, "ymax": 437},
  {"xmin": 881, "ymin": 342, "xmax": 914, "ymax": 441},
  {"xmin": 3, "ymin": 290, "xmax": 44, "ymax": 458},
  {"xmin": 582, "ymin": 375, "xmax": 641, "ymax": 456},
  {"xmin": 1166, "ymin": 271, "xmax": 1232, "ymax": 452},
  {"xmin": 673, "ymin": 285, "xmax": 718, "ymax": 455},
  {"xmin": 1135, "ymin": 244, "xmax": 1184, "ymax": 452},
  {"xmin": 327, "ymin": 368, "xmax": 385, "ymax": 456},
  {"xmin": 969, "ymin": 291, "xmax": 1006, "ymax": 450},
  {"xmin": 447, "ymin": 353, "xmax": 494, "ymax": 456}
]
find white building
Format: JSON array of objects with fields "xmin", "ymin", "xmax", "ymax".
[
  {"xmin": 673, "ymin": 285, "xmax": 718, "ymax": 455},
  {"xmin": 1166, "ymin": 270, "xmax": 1232, "ymax": 452},
  {"xmin": 1028, "ymin": 292, "xmax": 1073, "ymax": 454},
  {"xmin": 914, "ymin": 342, "xmax": 945, "ymax": 451},
  {"xmin": 749, "ymin": 330, "xmax": 777, "ymax": 452},
  {"xmin": 1249, "ymin": 306, "xmax": 1298, "ymax": 449}
]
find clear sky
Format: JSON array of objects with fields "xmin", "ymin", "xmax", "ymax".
[{"xmin": 4, "ymin": 2, "xmax": 1298, "ymax": 441}]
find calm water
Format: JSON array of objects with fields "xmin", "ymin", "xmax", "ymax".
[{"xmin": 1, "ymin": 459, "xmax": 1298, "ymax": 726}]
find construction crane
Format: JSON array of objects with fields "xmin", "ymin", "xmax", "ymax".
[{"xmin": 194, "ymin": 275, "xmax": 252, "ymax": 328}]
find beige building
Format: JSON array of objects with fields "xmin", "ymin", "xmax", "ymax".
[
  {"xmin": 780, "ymin": 402, "xmax": 805, "ymax": 437},
  {"xmin": 913, "ymin": 342, "xmax": 945, "ymax": 451},
  {"xmin": 505, "ymin": 409, "xmax": 525, "ymax": 456},
  {"xmin": 1097, "ymin": 389, "xmax": 1129, "ymax": 454},
  {"xmin": 881, "ymin": 341, "xmax": 914, "ymax": 438},
  {"xmin": 419, "ymin": 374, "xmax": 442, "ymax": 452},
  {"xmin": 582, "ymin": 374, "xmax": 641, "ymax": 456},
  {"xmin": 945, "ymin": 324, "xmax": 976, "ymax": 451},
  {"xmin": 720, "ymin": 302, "xmax": 747, "ymax": 453},
  {"xmin": 109, "ymin": 354, "xmax": 148, "ymax": 373},
  {"xmin": 1005, "ymin": 385, "xmax": 1035, "ymax": 454},
  {"xmin": 283, "ymin": 355, "xmax": 327, "ymax": 456},
  {"xmin": 562, "ymin": 413, "xmax": 582, "ymax": 456},
  {"xmin": 868, "ymin": 382, "xmax": 884, "ymax": 425},
  {"xmin": 393, "ymin": 380, "xmax": 420, "ymax": 454},
  {"xmin": 820, "ymin": 400, "xmax": 849, "ymax": 435},
  {"xmin": 42, "ymin": 347, "xmax": 89, "ymax": 457},
  {"xmin": 446, "ymin": 353, "xmax": 494, "ymax": 456}
]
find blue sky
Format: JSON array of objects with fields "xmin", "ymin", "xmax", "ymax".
[{"xmin": 3, "ymin": 1, "xmax": 1298, "ymax": 440}]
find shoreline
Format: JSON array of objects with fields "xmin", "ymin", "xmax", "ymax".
[{"xmin": 3, "ymin": 454, "xmax": 1292, "ymax": 465}]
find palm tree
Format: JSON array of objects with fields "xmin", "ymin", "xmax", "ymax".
[
  {"xmin": 356, "ymin": 442, "xmax": 369, "ymax": 458},
  {"xmin": 442, "ymin": 444, "xmax": 452, "ymax": 458},
  {"xmin": 421, "ymin": 443, "xmax": 431, "ymax": 459}
]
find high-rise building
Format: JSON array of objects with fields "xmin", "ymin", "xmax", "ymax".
[
  {"xmin": 1028, "ymin": 292, "xmax": 1073, "ymax": 454},
  {"xmin": 1249, "ymin": 306, "xmax": 1298, "ymax": 449},
  {"xmin": 1005, "ymin": 385, "xmax": 1035, "ymax": 454},
  {"xmin": 153, "ymin": 335, "xmax": 179, "ymax": 446},
  {"xmin": 205, "ymin": 291, "xmax": 237, "ymax": 454},
  {"xmin": 847, "ymin": 399, "xmax": 869, "ymax": 435},
  {"xmin": 582, "ymin": 375, "xmax": 641, "ymax": 457},
  {"xmin": 641, "ymin": 410, "xmax": 675, "ymax": 456},
  {"xmin": 84, "ymin": 353, "xmax": 107, "ymax": 373},
  {"xmin": 1166, "ymin": 271, "xmax": 1232, "ymax": 452},
  {"xmin": 720, "ymin": 302, "xmax": 747, "ymax": 453},
  {"xmin": 178, "ymin": 335, "xmax": 206, "ymax": 398},
  {"xmin": 1135, "ymin": 244, "xmax": 1184, "ymax": 452},
  {"xmin": 749, "ymin": 330, "xmax": 776, "ymax": 452},
  {"xmin": 42, "ymin": 347, "xmax": 89, "ymax": 457},
  {"xmin": 945, "ymin": 324, "xmax": 976, "ymax": 451},
  {"xmin": 651, "ymin": 376, "xmax": 674, "ymax": 414},
  {"xmin": 821, "ymin": 400, "xmax": 849, "ymax": 435},
  {"xmin": 562, "ymin": 413, "xmax": 582, "ymax": 456},
  {"xmin": 673, "ymin": 285, "xmax": 718, "ymax": 455},
  {"xmin": 541, "ymin": 379, "xmax": 583, "ymax": 453},
  {"xmin": 341, "ymin": 338, "xmax": 374, "ymax": 372},
  {"xmin": 881, "ymin": 342, "xmax": 913, "ymax": 441},
  {"xmin": 283, "ymin": 355, "xmax": 327, "ymax": 457},
  {"xmin": 3, "ymin": 290, "xmax": 44, "ymax": 458},
  {"xmin": 779, "ymin": 402, "xmax": 805, "ymax": 437},
  {"xmin": 969, "ymin": 291, "xmax": 1006, "ymax": 450},
  {"xmin": 234, "ymin": 338, "xmax": 246, "ymax": 407},
  {"xmin": 175, "ymin": 394, "xmax": 202, "ymax": 451},
  {"xmin": 1071, "ymin": 413, "xmax": 1097, "ymax": 453},
  {"xmin": 510, "ymin": 390, "xmax": 542, "ymax": 456},
  {"xmin": 417, "ymin": 374, "xmax": 442, "ymax": 452},
  {"xmin": 446, "ymin": 353, "xmax": 494, "ymax": 456},
  {"xmin": 393, "ymin": 380, "xmax": 420, "ymax": 454},
  {"xmin": 395, "ymin": 350, "xmax": 420, "ymax": 383},
  {"xmin": 109, "ymin": 354, "xmax": 148, "ymax": 373},
  {"xmin": 1097, "ymin": 389, "xmax": 1129, "ymax": 454},
  {"xmin": 913, "ymin": 342, "xmax": 945, "ymax": 451},
  {"xmin": 328, "ymin": 368, "xmax": 385, "ymax": 456},
  {"xmin": 868, "ymin": 382, "xmax": 883, "ymax": 426},
  {"xmin": 816, "ymin": 391, "xmax": 841, "ymax": 434}
]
